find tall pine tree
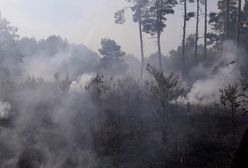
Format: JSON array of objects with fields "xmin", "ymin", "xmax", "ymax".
[
  {"xmin": 115, "ymin": 0, "xmax": 149, "ymax": 79},
  {"xmin": 142, "ymin": 0, "xmax": 177, "ymax": 71}
]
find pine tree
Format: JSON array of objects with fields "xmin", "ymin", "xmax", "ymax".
[
  {"xmin": 115, "ymin": 0, "xmax": 149, "ymax": 79},
  {"xmin": 209, "ymin": 0, "xmax": 237, "ymax": 41},
  {"xmin": 204, "ymin": 0, "xmax": 208, "ymax": 60},
  {"xmin": 181, "ymin": 0, "xmax": 194, "ymax": 76},
  {"xmin": 236, "ymin": 0, "xmax": 242, "ymax": 46},
  {"xmin": 195, "ymin": 0, "xmax": 200, "ymax": 65},
  {"xmin": 98, "ymin": 39, "xmax": 127, "ymax": 75},
  {"xmin": 142, "ymin": 0, "xmax": 177, "ymax": 72}
]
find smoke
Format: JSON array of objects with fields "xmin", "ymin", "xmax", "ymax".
[
  {"xmin": 187, "ymin": 41, "xmax": 241, "ymax": 105},
  {"xmin": 17, "ymin": 37, "xmax": 100, "ymax": 81},
  {"xmin": 1, "ymin": 13, "xmax": 246, "ymax": 167},
  {"xmin": 0, "ymin": 78, "xmax": 100, "ymax": 167},
  {"xmin": 0, "ymin": 100, "xmax": 11, "ymax": 119},
  {"xmin": 70, "ymin": 74, "xmax": 94, "ymax": 92}
]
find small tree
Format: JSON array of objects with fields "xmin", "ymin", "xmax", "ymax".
[
  {"xmin": 219, "ymin": 84, "xmax": 246, "ymax": 152},
  {"xmin": 146, "ymin": 64, "xmax": 184, "ymax": 144}
]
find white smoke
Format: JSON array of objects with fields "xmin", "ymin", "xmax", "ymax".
[
  {"xmin": 187, "ymin": 41, "xmax": 241, "ymax": 105},
  {"xmin": 0, "ymin": 100, "xmax": 11, "ymax": 119},
  {"xmin": 15, "ymin": 36, "xmax": 100, "ymax": 82},
  {"xmin": 70, "ymin": 74, "xmax": 93, "ymax": 92}
]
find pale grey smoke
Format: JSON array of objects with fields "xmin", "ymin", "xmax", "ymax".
[
  {"xmin": 0, "ymin": 100, "xmax": 11, "ymax": 119},
  {"xmin": 187, "ymin": 41, "xmax": 241, "ymax": 105},
  {"xmin": 70, "ymin": 74, "xmax": 94, "ymax": 92},
  {"xmin": 16, "ymin": 36, "xmax": 100, "ymax": 81}
]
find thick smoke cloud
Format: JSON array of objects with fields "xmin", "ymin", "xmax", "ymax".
[
  {"xmin": 187, "ymin": 41, "xmax": 241, "ymax": 105},
  {"xmin": 0, "ymin": 18, "xmax": 103, "ymax": 166},
  {"xmin": 16, "ymin": 36, "xmax": 100, "ymax": 81},
  {"xmin": 0, "ymin": 81, "xmax": 99, "ymax": 167}
]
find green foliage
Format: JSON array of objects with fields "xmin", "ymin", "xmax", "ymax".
[
  {"xmin": 98, "ymin": 38, "xmax": 127, "ymax": 74},
  {"xmin": 142, "ymin": 0, "xmax": 177, "ymax": 36},
  {"xmin": 85, "ymin": 75, "xmax": 111, "ymax": 102},
  {"xmin": 219, "ymin": 84, "xmax": 246, "ymax": 113},
  {"xmin": 114, "ymin": 0, "xmax": 149, "ymax": 25},
  {"xmin": 186, "ymin": 12, "xmax": 195, "ymax": 21},
  {"xmin": 146, "ymin": 64, "xmax": 184, "ymax": 107},
  {"xmin": 98, "ymin": 39, "xmax": 125, "ymax": 58},
  {"xmin": 180, "ymin": 0, "xmax": 195, "ymax": 21},
  {"xmin": 114, "ymin": 9, "xmax": 126, "ymax": 24},
  {"xmin": 209, "ymin": 0, "xmax": 237, "ymax": 41}
]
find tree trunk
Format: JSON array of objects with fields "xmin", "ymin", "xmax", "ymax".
[
  {"xmin": 162, "ymin": 104, "xmax": 168, "ymax": 145},
  {"xmin": 139, "ymin": 16, "xmax": 145, "ymax": 79},
  {"xmin": 156, "ymin": 0, "xmax": 162, "ymax": 71},
  {"xmin": 195, "ymin": 0, "xmax": 200, "ymax": 65},
  {"xmin": 232, "ymin": 105, "xmax": 236, "ymax": 153},
  {"xmin": 182, "ymin": 0, "xmax": 187, "ymax": 76},
  {"xmin": 225, "ymin": 0, "xmax": 230, "ymax": 40},
  {"xmin": 204, "ymin": 0, "xmax": 208, "ymax": 61},
  {"xmin": 232, "ymin": 128, "xmax": 248, "ymax": 168},
  {"xmin": 236, "ymin": 0, "xmax": 242, "ymax": 47},
  {"xmin": 157, "ymin": 32, "xmax": 162, "ymax": 72}
]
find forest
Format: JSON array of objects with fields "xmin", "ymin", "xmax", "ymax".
[{"xmin": 0, "ymin": 0, "xmax": 248, "ymax": 167}]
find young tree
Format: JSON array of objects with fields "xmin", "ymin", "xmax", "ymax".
[
  {"xmin": 219, "ymin": 84, "xmax": 246, "ymax": 152},
  {"xmin": 143, "ymin": 0, "xmax": 177, "ymax": 72},
  {"xmin": 146, "ymin": 64, "xmax": 184, "ymax": 144},
  {"xmin": 115, "ymin": 0, "xmax": 149, "ymax": 79},
  {"xmin": 98, "ymin": 38, "xmax": 127, "ymax": 75}
]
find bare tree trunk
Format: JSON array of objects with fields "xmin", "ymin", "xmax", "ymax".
[
  {"xmin": 195, "ymin": 0, "xmax": 200, "ymax": 65},
  {"xmin": 162, "ymin": 104, "xmax": 168, "ymax": 145},
  {"xmin": 182, "ymin": 0, "xmax": 187, "ymax": 76},
  {"xmin": 157, "ymin": 32, "xmax": 162, "ymax": 72},
  {"xmin": 236, "ymin": 0, "xmax": 242, "ymax": 47},
  {"xmin": 117, "ymin": 90, "xmax": 121, "ymax": 168},
  {"xmin": 156, "ymin": 0, "xmax": 162, "ymax": 71},
  {"xmin": 225, "ymin": 0, "xmax": 230, "ymax": 40},
  {"xmin": 139, "ymin": 16, "xmax": 145, "ymax": 79},
  {"xmin": 232, "ymin": 106, "xmax": 236, "ymax": 153},
  {"xmin": 204, "ymin": 0, "xmax": 208, "ymax": 61}
]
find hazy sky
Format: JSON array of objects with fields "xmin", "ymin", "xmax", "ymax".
[{"xmin": 0, "ymin": 0, "xmax": 218, "ymax": 58}]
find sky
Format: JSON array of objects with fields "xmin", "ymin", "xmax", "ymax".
[{"xmin": 0, "ymin": 0, "xmax": 218, "ymax": 59}]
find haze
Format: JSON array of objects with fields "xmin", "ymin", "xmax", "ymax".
[{"xmin": 0, "ymin": 0, "xmax": 217, "ymax": 57}]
